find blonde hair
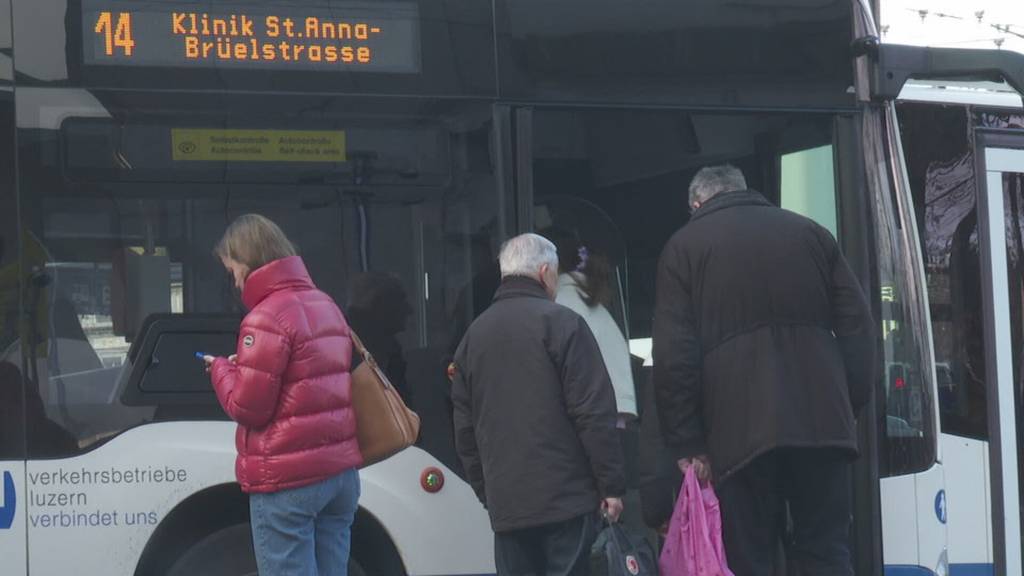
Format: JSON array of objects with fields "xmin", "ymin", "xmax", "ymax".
[{"xmin": 215, "ymin": 214, "xmax": 297, "ymax": 270}]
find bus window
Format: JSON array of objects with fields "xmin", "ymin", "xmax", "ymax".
[
  {"xmin": 780, "ymin": 144, "xmax": 838, "ymax": 237},
  {"xmin": 899, "ymin": 102, "xmax": 989, "ymax": 441},
  {"xmin": 899, "ymin": 103, "xmax": 1024, "ymax": 448},
  {"xmin": 12, "ymin": 91, "xmax": 507, "ymax": 468},
  {"xmin": 866, "ymin": 107, "xmax": 938, "ymax": 476}
]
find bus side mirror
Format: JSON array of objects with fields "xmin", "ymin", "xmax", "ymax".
[{"xmin": 860, "ymin": 41, "xmax": 1024, "ymax": 103}]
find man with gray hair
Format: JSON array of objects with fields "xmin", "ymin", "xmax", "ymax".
[
  {"xmin": 687, "ymin": 164, "xmax": 748, "ymax": 208},
  {"xmin": 654, "ymin": 165, "xmax": 875, "ymax": 575},
  {"xmin": 451, "ymin": 233, "xmax": 626, "ymax": 576}
]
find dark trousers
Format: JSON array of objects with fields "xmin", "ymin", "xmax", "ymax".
[
  {"xmin": 715, "ymin": 448, "xmax": 854, "ymax": 576},
  {"xmin": 494, "ymin": 512, "xmax": 599, "ymax": 576}
]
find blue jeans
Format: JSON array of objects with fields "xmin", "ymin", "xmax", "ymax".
[{"xmin": 249, "ymin": 468, "xmax": 361, "ymax": 576}]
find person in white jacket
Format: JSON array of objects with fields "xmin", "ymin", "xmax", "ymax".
[
  {"xmin": 549, "ymin": 229, "xmax": 656, "ymax": 558},
  {"xmin": 552, "ymin": 236, "xmax": 637, "ymax": 424}
]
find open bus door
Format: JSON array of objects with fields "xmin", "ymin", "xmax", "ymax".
[
  {"xmin": 860, "ymin": 26, "xmax": 1024, "ymax": 574},
  {"xmin": 973, "ymin": 134, "xmax": 1024, "ymax": 576}
]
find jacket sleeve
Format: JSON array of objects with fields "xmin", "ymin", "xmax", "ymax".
[
  {"xmin": 211, "ymin": 310, "xmax": 292, "ymax": 428},
  {"xmin": 557, "ymin": 315, "xmax": 626, "ymax": 499},
  {"xmin": 827, "ymin": 235, "xmax": 877, "ymax": 413},
  {"xmin": 652, "ymin": 243, "xmax": 707, "ymax": 460},
  {"xmin": 450, "ymin": 344, "xmax": 486, "ymax": 504}
]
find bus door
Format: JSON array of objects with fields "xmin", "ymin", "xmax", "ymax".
[
  {"xmin": 0, "ymin": 0, "xmax": 27, "ymax": 568},
  {"xmin": 0, "ymin": 195, "xmax": 27, "ymax": 576},
  {"xmin": 514, "ymin": 105, "xmax": 893, "ymax": 571},
  {"xmin": 0, "ymin": 131, "xmax": 28, "ymax": 576},
  {"xmin": 974, "ymin": 136, "xmax": 1024, "ymax": 574}
]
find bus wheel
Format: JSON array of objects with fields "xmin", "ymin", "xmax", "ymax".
[
  {"xmin": 166, "ymin": 523, "xmax": 257, "ymax": 576},
  {"xmin": 167, "ymin": 522, "xmax": 369, "ymax": 576}
]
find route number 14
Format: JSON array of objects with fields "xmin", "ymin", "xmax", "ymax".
[{"xmin": 95, "ymin": 12, "xmax": 135, "ymax": 57}]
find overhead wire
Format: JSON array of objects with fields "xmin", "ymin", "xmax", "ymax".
[{"xmin": 890, "ymin": 6, "xmax": 1024, "ymax": 48}]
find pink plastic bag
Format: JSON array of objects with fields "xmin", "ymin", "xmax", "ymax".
[{"xmin": 659, "ymin": 467, "xmax": 735, "ymax": 576}]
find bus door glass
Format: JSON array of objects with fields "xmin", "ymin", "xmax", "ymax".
[
  {"xmin": 976, "ymin": 136, "xmax": 1024, "ymax": 573},
  {"xmin": 898, "ymin": 101, "xmax": 1024, "ymax": 574}
]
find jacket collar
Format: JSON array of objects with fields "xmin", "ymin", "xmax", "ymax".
[
  {"xmin": 558, "ymin": 272, "xmax": 583, "ymax": 289},
  {"xmin": 493, "ymin": 275, "xmax": 551, "ymax": 302},
  {"xmin": 242, "ymin": 256, "xmax": 315, "ymax": 309},
  {"xmin": 690, "ymin": 190, "xmax": 772, "ymax": 222}
]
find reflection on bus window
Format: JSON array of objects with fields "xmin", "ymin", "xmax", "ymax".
[
  {"xmin": 12, "ymin": 92, "xmax": 505, "ymax": 466},
  {"xmin": 880, "ymin": 285, "xmax": 926, "ymax": 438},
  {"xmin": 899, "ymin": 102, "xmax": 989, "ymax": 440},
  {"xmin": 346, "ymin": 271, "xmax": 412, "ymax": 403},
  {"xmin": 866, "ymin": 107, "xmax": 937, "ymax": 475},
  {"xmin": 43, "ymin": 256, "xmax": 185, "ymax": 369}
]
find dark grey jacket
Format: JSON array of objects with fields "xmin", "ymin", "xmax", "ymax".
[
  {"xmin": 653, "ymin": 190, "xmax": 875, "ymax": 482},
  {"xmin": 452, "ymin": 276, "xmax": 626, "ymax": 532}
]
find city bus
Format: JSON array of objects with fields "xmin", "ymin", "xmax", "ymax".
[
  {"xmin": 0, "ymin": 0, "xmax": 1021, "ymax": 574},
  {"xmin": 897, "ymin": 81, "xmax": 1024, "ymax": 575}
]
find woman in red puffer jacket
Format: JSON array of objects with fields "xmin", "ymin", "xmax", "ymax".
[{"xmin": 204, "ymin": 213, "xmax": 362, "ymax": 576}]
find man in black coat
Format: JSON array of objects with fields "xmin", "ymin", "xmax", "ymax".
[
  {"xmin": 653, "ymin": 165, "xmax": 875, "ymax": 576},
  {"xmin": 451, "ymin": 233, "xmax": 626, "ymax": 576}
]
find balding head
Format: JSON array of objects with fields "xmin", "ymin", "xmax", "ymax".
[{"xmin": 689, "ymin": 164, "xmax": 747, "ymax": 209}]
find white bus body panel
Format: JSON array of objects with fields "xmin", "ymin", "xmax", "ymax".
[
  {"xmin": 0, "ymin": 461, "xmax": 28, "ymax": 576},
  {"xmin": 20, "ymin": 422, "xmax": 494, "ymax": 575},
  {"xmin": 914, "ymin": 464, "xmax": 948, "ymax": 574},
  {"xmin": 880, "ymin": 464, "xmax": 948, "ymax": 574},
  {"xmin": 881, "ymin": 473, "xmax": 920, "ymax": 566},
  {"xmin": 940, "ymin": 433, "xmax": 992, "ymax": 568}
]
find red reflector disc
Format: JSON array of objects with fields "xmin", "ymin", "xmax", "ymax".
[{"xmin": 421, "ymin": 467, "xmax": 445, "ymax": 493}]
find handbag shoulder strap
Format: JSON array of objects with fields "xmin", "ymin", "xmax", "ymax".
[
  {"xmin": 350, "ymin": 328, "xmax": 369, "ymax": 358},
  {"xmin": 349, "ymin": 328, "xmax": 378, "ymax": 366},
  {"xmin": 348, "ymin": 328, "xmax": 393, "ymax": 390}
]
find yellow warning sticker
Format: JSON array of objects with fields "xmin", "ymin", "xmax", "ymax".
[{"xmin": 171, "ymin": 128, "xmax": 346, "ymax": 162}]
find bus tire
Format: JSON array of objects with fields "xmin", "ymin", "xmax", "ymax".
[
  {"xmin": 166, "ymin": 523, "xmax": 256, "ymax": 576},
  {"xmin": 166, "ymin": 522, "xmax": 370, "ymax": 576}
]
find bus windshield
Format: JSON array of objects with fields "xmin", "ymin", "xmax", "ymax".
[{"xmin": 5, "ymin": 92, "xmax": 504, "ymax": 474}]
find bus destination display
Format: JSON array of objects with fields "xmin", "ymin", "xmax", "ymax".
[{"xmin": 82, "ymin": 1, "xmax": 420, "ymax": 73}]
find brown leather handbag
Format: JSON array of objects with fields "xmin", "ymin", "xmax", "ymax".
[{"xmin": 350, "ymin": 330, "xmax": 420, "ymax": 467}]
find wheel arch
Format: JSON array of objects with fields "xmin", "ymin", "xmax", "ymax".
[
  {"xmin": 133, "ymin": 482, "xmax": 406, "ymax": 576},
  {"xmin": 134, "ymin": 483, "xmax": 249, "ymax": 576}
]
